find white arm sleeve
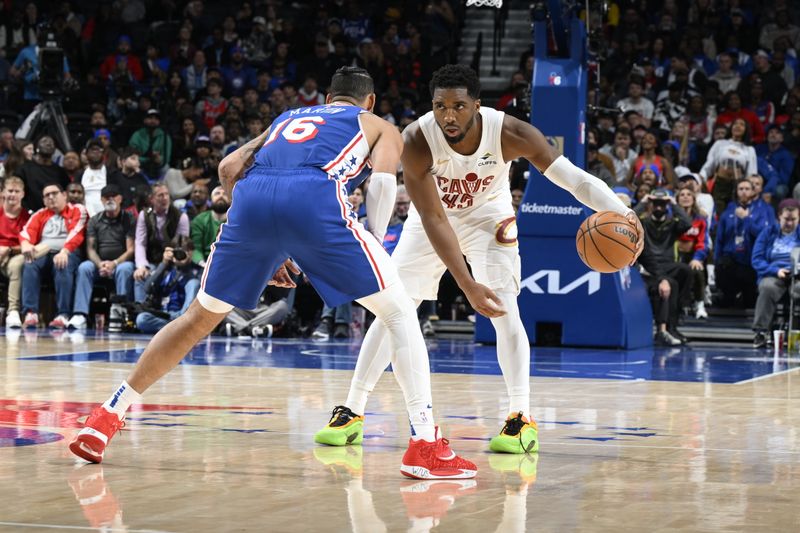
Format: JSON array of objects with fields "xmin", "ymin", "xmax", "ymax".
[
  {"xmin": 365, "ymin": 172, "xmax": 397, "ymax": 241},
  {"xmin": 543, "ymin": 155, "xmax": 631, "ymax": 216}
]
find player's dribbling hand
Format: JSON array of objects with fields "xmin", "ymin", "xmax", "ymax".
[
  {"xmin": 625, "ymin": 210, "xmax": 644, "ymax": 265},
  {"xmin": 268, "ymin": 259, "xmax": 302, "ymax": 288},
  {"xmin": 463, "ymin": 281, "xmax": 506, "ymax": 318}
]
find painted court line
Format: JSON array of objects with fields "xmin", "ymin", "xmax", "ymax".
[
  {"xmin": 0, "ymin": 522, "xmax": 172, "ymax": 532},
  {"xmin": 549, "ymin": 440, "xmax": 800, "ymax": 455},
  {"xmin": 15, "ymin": 348, "xmax": 135, "ymax": 360},
  {"xmin": 734, "ymin": 365, "xmax": 800, "ymax": 384}
]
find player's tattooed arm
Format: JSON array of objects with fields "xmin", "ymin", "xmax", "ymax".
[{"xmin": 218, "ymin": 126, "xmax": 272, "ymax": 194}]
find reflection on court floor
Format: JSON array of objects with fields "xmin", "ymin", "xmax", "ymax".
[{"xmin": 1, "ymin": 330, "xmax": 799, "ymax": 532}]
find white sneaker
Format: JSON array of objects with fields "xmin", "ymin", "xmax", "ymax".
[
  {"xmin": 694, "ymin": 301, "xmax": 708, "ymax": 320},
  {"xmin": 251, "ymin": 324, "xmax": 273, "ymax": 338},
  {"xmin": 67, "ymin": 314, "xmax": 87, "ymax": 329},
  {"xmin": 5, "ymin": 310, "xmax": 21, "ymax": 328}
]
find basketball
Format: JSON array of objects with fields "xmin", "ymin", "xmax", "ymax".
[{"xmin": 576, "ymin": 211, "xmax": 639, "ymax": 273}]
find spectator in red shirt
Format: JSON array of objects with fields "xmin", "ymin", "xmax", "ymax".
[
  {"xmin": 0, "ymin": 177, "xmax": 31, "ymax": 328},
  {"xmin": 716, "ymin": 91, "xmax": 765, "ymax": 144},
  {"xmin": 99, "ymin": 35, "xmax": 143, "ymax": 81},
  {"xmin": 19, "ymin": 182, "xmax": 88, "ymax": 329}
]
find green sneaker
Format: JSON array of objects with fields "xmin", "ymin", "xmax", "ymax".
[
  {"xmin": 314, "ymin": 405, "xmax": 364, "ymax": 446},
  {"xmin": 488, "ymin": 412, "xmax": 539, "ymax": 454}
]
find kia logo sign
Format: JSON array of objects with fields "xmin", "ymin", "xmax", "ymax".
[{"xmin": 521, "ymin": 270, "xmax": 601, "ymax": 295}]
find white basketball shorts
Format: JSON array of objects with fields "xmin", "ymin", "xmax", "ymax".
[{"xmin": 392, "ymin": 200, "xmax": 521, "ymax": 300}]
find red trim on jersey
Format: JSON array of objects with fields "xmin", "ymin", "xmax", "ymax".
[
  {"xmin": 333, "ymin": 181, "xmax": 386, "ymax": 291},
  {"xmin": 264, "ymin": 118, "xmax": 291, "ymax": 147},
  {"xmin": 322, "ymin": 132, "xmax": 364, "ymax": 172},
  {"xmin": 344, "ymin": 158, "xmax": 369, "ymax": 180}
]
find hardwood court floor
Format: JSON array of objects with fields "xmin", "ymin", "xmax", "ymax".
[{"xmin": 1, "ymin": 330, "xmax": 799, "ymax": 532}]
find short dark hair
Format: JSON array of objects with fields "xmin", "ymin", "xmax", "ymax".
[
  {"xmin": 118, "ymin": 146, "xmax": 140, "ymax": 160},
  {"xmin": 85, "ymin": 138, "xmax": 104, "ymax": 151},
  {"xmin": 430, "ymin": 64, "xmax": 481, "ymax": 99},
  {"xmin": 329, "ymin": 66, "xmax": 374, "ymax": 101}
]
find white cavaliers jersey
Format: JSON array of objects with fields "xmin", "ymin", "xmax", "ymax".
[{"xmin": 418, "ymin": 106, "xmax": 512, "ymax": 214}]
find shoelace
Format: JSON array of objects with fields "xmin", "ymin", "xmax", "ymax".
[
  {"xmin": 501, "ymin": 413, "xmax": 526, "ymax": 437},
  {"xmin": 436, "ymin": 437, "xmax": 451, "ymax": 453},
  {"xmin": 328, "ymin": 405, "xmax": 357, "ymax": 427},
  {"xmin": 501, "ymin": 413, "xmax": 537, "ymax": 453}
]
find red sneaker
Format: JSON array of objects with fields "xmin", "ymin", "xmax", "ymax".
[
  {"xmin": 69, "ymin": 407, "xmax": 125, "ymax": 463},
  {"xmin": 400, "ymin": 427, "xmax": 477, "ymax": 479}
]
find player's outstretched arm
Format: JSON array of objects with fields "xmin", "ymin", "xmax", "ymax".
[
  {"xmin": 218, "ymin": 126, "xmax": 272, "ymax": 196},
  {"xmin": 402, "ymin": 123, "xmax": 505, "ymax": 318},
  {"xmin": 360, "ymin": 113, "xmax": 401, "ymax": 241},
  {"xmin": 501, "ymin": 115, "xmax": 644, "ymax": 262}
]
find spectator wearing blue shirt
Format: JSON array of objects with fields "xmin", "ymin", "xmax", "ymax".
[
  {"xmin": 757, "ymin": 126, "xmax": 794, "ymax": 201},
  {"xmin": 182, "ymin": 50, "xmax": 208, "ymax": 100},
  {"xmin": 222, "ymin": 47, "xmax": 257, "ymax": 97},
  {"xmin": 756, "ymin": 156, "xmax": 780, "ymax": 202},
  {"xmin": 136, "ymin": 237, "xmax": 200, "ymax": 333},
  {"xmin": 747, "ymin": 174, "xmax": 777, "ymax": 227},
  {"xmin": 751, "ymin": 199, "xmax": 800, "ymax": 347},
  {"xmin": 11, "ymin": 39, "xmax": 70, "ymax": 107},
  {"xmin": 714, "ymin": 178, "xmax": 772, "ymax": 307}
]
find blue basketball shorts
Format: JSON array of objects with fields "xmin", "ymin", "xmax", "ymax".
[{"xmin": 199, "ymin": 168, "xmax": 397, "ymax": 310}]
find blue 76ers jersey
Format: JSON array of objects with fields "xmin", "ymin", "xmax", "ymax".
[{"xmin": 252, "ymin": 103, "xmax": 372, "ymax": 190}]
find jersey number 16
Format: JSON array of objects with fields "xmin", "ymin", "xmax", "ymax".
[{"xmin": 264, "ymin": 116, "xmax": 326, "ymax": 145}]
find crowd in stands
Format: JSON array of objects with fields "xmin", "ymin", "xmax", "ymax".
[
  {"xmin": 585, "ymin": 0, "xmax": 800, "ymax": 346},
  {"xmin": 2, "ymin": 0, "xmax": 800, "ymax": 348},
  {"xmin": 0, "ymin": 0, "xmax": 464, "ymax": 337}
]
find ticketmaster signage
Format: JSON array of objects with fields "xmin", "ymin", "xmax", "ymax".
[
  {"xmin": 474, "ymin": 14, "xmax": 653, "ymax": 348},
  {"xmin": 519, "ymin": 203, "xmax": 583, "ymax": 216}
]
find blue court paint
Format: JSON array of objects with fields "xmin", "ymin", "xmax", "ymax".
[
  {"xmin": 16, "ymin": 333, "xmax": 800, "ymax": 383},
  {"xmin": 0, "ymin": 428, "xmax": 64, "ymax": 447}
]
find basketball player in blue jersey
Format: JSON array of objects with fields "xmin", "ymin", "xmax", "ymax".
[
  {"xmin": 315, "ymin": 65, "xmax": 644, "ymax": 455},
  {"xmin": 70, "ymin": 67, "xmax": 478, "ymax": 480}
]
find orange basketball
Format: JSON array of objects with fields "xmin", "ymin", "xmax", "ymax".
[{"xmin": 575, "ymin": 211, "xmax": 639, "ymax": 273}]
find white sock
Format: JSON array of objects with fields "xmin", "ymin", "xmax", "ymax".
[
  {"xmin": 344, "ymin": 383, "xmax": 371, "ymax": 418},
  {"xmin": 408, "ymin": 404, "xmax": 435, "ymax": 442},
  {"xmin": 101, "ymin": 381, "xmax": 142, "ymax": 419},
  {"xmin": 491, "ymin": 292, "xmax": 531, "ymax": 416}
]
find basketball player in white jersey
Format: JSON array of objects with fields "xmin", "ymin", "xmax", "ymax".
[{"xmin": 315, "ymin": 65, "xmax": 643, "ymax": 454}]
